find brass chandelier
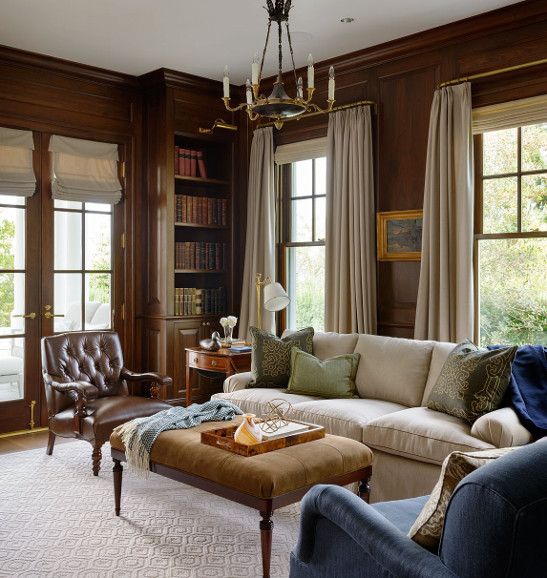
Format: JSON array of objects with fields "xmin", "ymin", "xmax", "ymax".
[{"xmin": 222, "ymin": 0, "xmax": 335, "ymax": 129}]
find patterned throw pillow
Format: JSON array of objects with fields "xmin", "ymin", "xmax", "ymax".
[
  {"xmin": 427, "ymin": 340, "xmax": 517, "ymax": 423},
  {"xmin": 287, "ymin": 349, "xmax": 361, "ymax": 398},
  {"xmin": 249, "ymin": 326, "xmax": 314, "ymax": 388},
  {"xmin": 408, "ymin": 447, "xmax": 515, "ymax": 551}
]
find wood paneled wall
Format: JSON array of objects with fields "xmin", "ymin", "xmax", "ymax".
[{"xmin": 255, "ymin": 0, "xmax": 547, "ymax": 337}]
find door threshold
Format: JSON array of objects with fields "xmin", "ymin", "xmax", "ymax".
[{"xmin": 0, "ymin": 427, "xmax": 48, "ymax": 439}]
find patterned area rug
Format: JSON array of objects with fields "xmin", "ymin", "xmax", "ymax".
[{"xmin": 0, "ymin": 441, "xmax": 300, "ymax": 577}]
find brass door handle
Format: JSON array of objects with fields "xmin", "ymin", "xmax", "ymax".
[
  {"xmin": 13, "ymin": 312, "xmax": 37, "ymax": 319},
  {"xmin": 44, "ymin": 312, "xmax": 64, "ymax": 318}
]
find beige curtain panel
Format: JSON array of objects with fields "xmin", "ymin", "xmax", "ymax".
[
  {"xmin": 238, "ymin": 127, "xmax": 276, "ymax": 339},
  {"xmin": 49, "ymin": 135, "xmax": 122, "ymax": 204},
  {"xmin": 415, "ymin": 82, "xmax": 474, "ymax": 343},
  {"xmin": 325, "ymin": 106, "xmax": 377, "ymax": 334},
  {"xmin": 0, "ymin": 127, "xmax": 36, "ymax": 197},
  {"xmin": 472, "ymin": 94, "xmax": 547, "ymax": 134}
]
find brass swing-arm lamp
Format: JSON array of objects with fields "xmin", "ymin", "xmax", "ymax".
[{"xmin": 255, "ymin": 273, "xmax": 290, "ymax": 329}]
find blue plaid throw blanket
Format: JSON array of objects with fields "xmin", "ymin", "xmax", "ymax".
[{"xmin": 114, "ymin": 399, "xmax": 243, "ymax": 474}]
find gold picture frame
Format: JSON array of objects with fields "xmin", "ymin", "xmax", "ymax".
[{"xmin": 377, "ymin": 210, "xmax": 423, "ymax": 261}]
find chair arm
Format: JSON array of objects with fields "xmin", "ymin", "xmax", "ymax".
[
  {"xmin": 49, "ymin": 381, "xmax": 94, "ymax": 434},
  {"xmin": 471, "ymin": 407, "xmax": 533, "ymax": 447},
  {"xmin": 293, "ymin": 485, "xmax": 457, "ymax": 578},
  {"xmin": 223, "ymin": 371, "xmax": 253, "ymax": 393},
  {"xmin": 120, "ymin": 368, "xmax": 173, "ymax": 399}
]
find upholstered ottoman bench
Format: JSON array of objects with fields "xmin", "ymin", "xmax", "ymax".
[{"xmin": 110, "ymin": 417, "xmax": 373, "ymax": 578}]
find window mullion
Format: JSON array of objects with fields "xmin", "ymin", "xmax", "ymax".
[{"xmin": 517, "ymin": 127, "xmax": 522, "ymax": 233}]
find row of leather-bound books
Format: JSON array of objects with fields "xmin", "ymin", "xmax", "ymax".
[
  {"xmin": 174, "ymin": 287, "xmax": 226, "ymax": 316},
  {"xmin": 174, "ymin": 147, "xmax": 207, "ymax": 178},
  {"xmin": 175, "ymin": 242, "xmax": 227, "ymax": 271},
  {"xmin": 175, "ymin": 194, "xmax": 227, "ymax": 226}
]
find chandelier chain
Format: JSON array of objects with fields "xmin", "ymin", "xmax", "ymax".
[
  {"xmin": 284, "ymin": 22, "xmax": 299, "ymax": 89},
  {"xmin": 258, "ymin": 19, "xmax": 273, "ymax": 88}
]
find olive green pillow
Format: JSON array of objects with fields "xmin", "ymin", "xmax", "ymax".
[
  {"xmin": 287, "ymin": 349, "xmax": 361, "ymax": 398},
  {"xmin": 427, "ymin": 340, "xmax": 517, "ymax": 423},
  {"xmin": 249, "ymin": 326, "xmax": 314, "ymax": 388}
]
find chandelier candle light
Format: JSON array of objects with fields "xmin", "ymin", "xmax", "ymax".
[{"xmin": 222, "ymin": 0, "xmax": 335, "ymax": 129}]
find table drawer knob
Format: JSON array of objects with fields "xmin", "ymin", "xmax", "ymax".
[
  {"xmin": 194, "ymin": 357, "xmax": 199, "ymax": 364},
  {"xmin": 211, "ymin": 360, "xmax": 217, "ymax": 367}
]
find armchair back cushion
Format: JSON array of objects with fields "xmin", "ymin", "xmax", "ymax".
[
  {"xmin": 353, "ymin": 335, "xmax": 434, "ymax": 406},
  {"xmin": 440, "ymin": 440, "xmax": 547, "ymax": 577},
  {"xmin": 42, "ymin": 331, "xmax": 127, "ymax": 414}
]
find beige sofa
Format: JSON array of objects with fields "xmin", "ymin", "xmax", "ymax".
[{"xmin": 212, "ymin": 332, "xmax": 533, "ymax": 502}]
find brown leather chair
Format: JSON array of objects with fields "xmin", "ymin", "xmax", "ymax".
[{"xmin": 42, "ymin": 331, "xmax": 172, "ymax": 475}]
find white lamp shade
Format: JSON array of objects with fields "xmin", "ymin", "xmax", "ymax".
[{"xmin": 263, "ymin": 282, "xmax": 290, "ymax": 312}]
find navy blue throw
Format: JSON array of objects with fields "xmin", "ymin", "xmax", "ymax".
[{"xmin": 489, "ymin": 345, "xmax": 547, "ymax": 439}]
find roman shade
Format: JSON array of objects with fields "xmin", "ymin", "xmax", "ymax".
[
  {"xmin": 49, "ymin": 135, "xmax": 122, "ymax": 204},
  {"xmin": 0, "ymin": 127, "xmax": 36, "ymax": 197},
  {"xmin": 472, "ymin": 94, "xmax": 547, "ymax": 134},
  {"xmin": 274, "ymin": 137, "xmax": 327, "ymax": 165}
]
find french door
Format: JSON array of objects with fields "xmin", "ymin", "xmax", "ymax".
[{"xmin": 0, "ymin": 132, "xmax": 122, "ymax": 434}]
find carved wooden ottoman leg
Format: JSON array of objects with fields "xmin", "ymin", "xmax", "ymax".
[
  {"xmin": 113, "ymin": 459, "xmax": 123, "ymax": 516},
  {"xmin": 46, "ymin": 430, "xmax": 56, "ymax": 456},
  {"xmin": 259, "ymin": 508, "xmax": 274, "ymax": 578}
]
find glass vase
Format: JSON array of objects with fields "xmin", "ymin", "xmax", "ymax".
[{"xmin": 223, "ymin": 325, "xmax": 233, "ymax": 347}]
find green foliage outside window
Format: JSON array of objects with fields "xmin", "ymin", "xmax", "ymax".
[{"xmin": 0, "ymin": 219, "xmax": 15, "ymax": 328}]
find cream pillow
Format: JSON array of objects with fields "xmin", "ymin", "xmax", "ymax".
[{"xmin": 408, "ymin": 447, "xmax": 515, "ymax": 551}]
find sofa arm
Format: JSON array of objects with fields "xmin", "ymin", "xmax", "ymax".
[
  {"xmin": 223, "ymin": 371, "xmax": 253, "ymax": 393},
  {"xmin": 471, "ymin": 407, "xmax": 533, "ymax": 448},
  {"xmin": 292, "ymin": 485, "xmax": 457, "ymax": 578}
]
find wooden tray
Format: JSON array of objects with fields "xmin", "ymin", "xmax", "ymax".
[{"xmin": 201, "ymin": 420, "xmax": 325, "ymax": 457}]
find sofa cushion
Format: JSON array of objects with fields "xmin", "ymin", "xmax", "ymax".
[
  {"xmin": 427, "ymin": 341, "xmax": 517, "ymax": 423},
  {"xmin": 282, "ymin": 330, "xmax": 359, "ymax": 361},
  {"xmin": 287, "ymin": 399, "xmax": 407, "ymax": 442},
  {"xmin": 250, "ymin": 326, "xmax": 314, "ymax": 388},
  {"xmin": 373, "ymin": 495, "xmax": 429, "ymax": 533},
  {"xmin": 287, "ymin": 349, "xmax": 360, "ymax": 398},
  {"xmin": 422, "ymin": 342, "xmax": 458, "ymax": 405},
  {"xmin": 364, "ymin": 407, "xmax": 494, "ymax": 465},
  {"xmin": 354, "ymin": 335, "xmax": 434, "ymax": 406},
  {"xmin": 211, "ymin": 388, "xmax": 321, "ymax": 416}
]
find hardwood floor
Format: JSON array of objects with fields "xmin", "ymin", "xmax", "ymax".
[{"xmin": 0, "ymin": 430, "xmax": 74, "ymax": 455}]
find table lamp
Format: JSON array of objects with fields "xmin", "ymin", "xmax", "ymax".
[{"xmin": 255, "ymin": 273, "xmax": 290, "ymax": 329}]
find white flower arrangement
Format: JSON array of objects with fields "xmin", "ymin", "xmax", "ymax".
[{"xmin": 220, "ymin": 316, "xmax": 238, "ymax": 328}]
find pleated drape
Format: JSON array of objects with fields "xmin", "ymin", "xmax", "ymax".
[{"xmin": 324, "ymin": 106, "xmax": 376, "ymax": 334}]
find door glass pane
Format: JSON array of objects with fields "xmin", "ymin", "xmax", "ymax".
[
  {"xmin": 292, "ymin": 159, "xmax": 313, "ymax": 197},
  {"xmin": 478, "ymin": 238, "xmax": 547, "ymax": 346},
  {"xmin": 85, "ymin": 202, "xmax": 111, "ymax": 213},
  {"xmin": 54, "ymin": 199, "xmax": 82, "ymax": 210},
  {"xmin": 0, "ymin": 195, "xmax": 25, "ymax": 206},
  {"xmin": 483, "ymin": 128, "xmax": 518, "ymax": 176},
  {"xmin": 0, "ymin": 337, "xmax": 24, "ymax": 401},
  {"xmin": 521, "ymin": 174, "xmax": 547, "ymax": 233},
  {"xmin": 0, "ymin": 205, "xmax": 25, "ymax": 269},
  {"xmin": 55, "ymin": 211, "xmax": 82, "ymax": 270},
  {"xmin": 521, "ymin": 123, "xmax": 547, "ymax": 171},
  {"xmin": 85, "ymin": 213, "xmax": 111, "ymax": 270},
  {"xmin": 286, "ymin": 246, "xmax": 325, "ymax": 331},
  {"xmin": 0, "ymin": 273, "xmax": 25, "ymax": 336},
  {"xmin": 54, "ymin": 273, "xmax": 82, "ymax": 332},
  {"xmin": 291, "ymin": 198, "xmax": 313, "ymax": 242},
  {"xmin": 482, "ymin": 177, "xmax": 518, "ymax": 233},
  {"xmin": 85, "ymin": 273, "xmax": 111, "ymax": 329}
]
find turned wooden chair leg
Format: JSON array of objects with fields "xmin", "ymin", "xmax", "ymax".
[
  {"xmin": 91, "ymin": 440, "xmax": 103, "ymax": 476},
  {"xmin": 46, "ymin": 430, "xmax": 56, "ymax": 456}
]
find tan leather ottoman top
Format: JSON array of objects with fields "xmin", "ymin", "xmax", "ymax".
[{"xmin": 110, "ymin": 416, "xmax": 373, "ymax": 499}]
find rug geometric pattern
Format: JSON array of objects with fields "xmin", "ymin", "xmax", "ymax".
[{"xmin": 0, "ymin": 441, "xmax": 300, "ymax": 577}]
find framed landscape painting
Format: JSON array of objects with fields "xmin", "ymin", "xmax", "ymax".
[{"xmin": 377, "ymin": 210, "xmax": 423, "ymax": 261}]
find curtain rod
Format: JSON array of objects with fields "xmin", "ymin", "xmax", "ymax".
[
  {"xmin": 438, "ymin": 58, "xmax": 547, "ymax": 88},
  {"xmin": 257, "ymin": 99, "xmax": 375, "ymax": 129}
]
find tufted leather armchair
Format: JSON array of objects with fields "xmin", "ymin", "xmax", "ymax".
[{"xmin": 42, "ymin": 331, "xmax": 172, "ymax": 475}]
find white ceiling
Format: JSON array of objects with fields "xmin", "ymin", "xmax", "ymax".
[{"xmin": 0, "ymin": 0, "xmax": 519, "ymax": 83}]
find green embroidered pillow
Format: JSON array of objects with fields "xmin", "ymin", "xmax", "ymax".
[
  {"xmin": 249, "ymin": 326, "xmax": 314, "ymax": 388},
  {"xmin": 287, "ymin": 349, "xmax": 360, "ymax": 398},
  {"xmin": 427, "ymin": 340, "xmax": 517, "ymax": 423}
]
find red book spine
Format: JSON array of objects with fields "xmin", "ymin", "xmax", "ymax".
[
  {"xmin": 181, "ymin": 195, "xmax": 187, "ymax": 222},
  {"xmin": 190, "ymin": 150, "xmax": 197, "ymax": 177},
  {"xmin": 174, "ymin": 147, "xmax": 179, "ymax": 175},
  {"xmin": 178, "ymin": 148, "xmax": 185, "ymax": 176},
  {"xmin": 182, "ymin": 149, "xmax": 190, "ymax": 176},
  {"xmin": 196, "ymin": 150, "xmax": 207, "ymax": 179}
]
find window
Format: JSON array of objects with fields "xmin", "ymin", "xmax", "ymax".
[
  {"xmin": 475, "ymin": 123, "xmax": 546, "ymax": 346},
  {"xmin": 53, "ymin": 199, "xmax": 113, "ymax": 332},
  {"xmin": 279, "ymin": 157, "xmax": 326, "ymax": 331}
]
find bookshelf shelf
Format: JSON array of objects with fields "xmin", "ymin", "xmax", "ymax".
[
  {"xmin": 175, "ymin": 175, "xmax": 230, "ymax": 186},
  {"xmin": 175, "ymin": 222, "xmax": 228, "ymax": 229}
]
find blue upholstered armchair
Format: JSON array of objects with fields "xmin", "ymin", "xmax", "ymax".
[{"xmin": 290, "ymin": 441, "xmax": 547, "ymax": 578}]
